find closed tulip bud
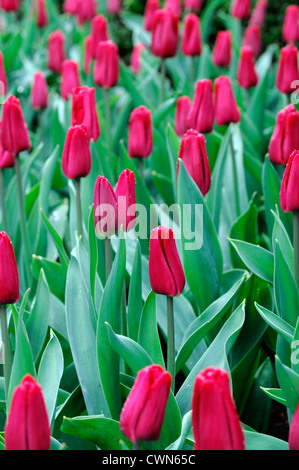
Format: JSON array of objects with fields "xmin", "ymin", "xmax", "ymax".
[
  {"xmin": 243, "ymin": 25, "xmax": 262, "ymax": 57},
  {"xmin": 0, "ymin": 232, "xmax": 19, "ymax": 305},
  {"xmin": 5, "ymin": 375, "xmax": 50, "ymax": 450},
  {"xmin": 84, "ymin": 35, "xmax": 94, "ymax": 75},
  {"xmin": 94, "ymin": 40, "xmax": 119, "ymax": 88},
  {"xmin": 76, "ymin": 0, "xmax": 96, "ymax": 25},
  {"xmin": 231, "ymin": 0, "xmax": 251, "ymax": 20},
  {"xmin": 107, "ymin": 0, "xmax": 121, "ymax": 15},
  {"xmin": 192, "ymin": 367, "xmax": 245, "ymax": 450},
  {"xmin": 280, "ymin": 150, "xmax": 299, "ymax": 213},
  {"xmin": 61, "ymin": 60, "xmax": 81, "ymax": 100},
  {"xmin": 91, "ymin": 15, "xmax": 109, "ymax": 58},
  {"xmin": 1, "ymin": 95, "xmax": 31, "ymax": 155},
  {"xmin": 149, "ymin": 226, "xmax": 185, "ymax": 297},
  {"xmin": 93, "ymin": 176, "xmax": 118, "ymax": 238},
  {"xmin": 47, "ymin": 30, "xmax": 66, "ymax": 74},
  {"xmin": 62, "ymin": 125, "xmax": 91, "ymax": 180},
  {"xmin": 177, "ymin": 129, "xmax": 211, "ymax": 195},
  {"xmin": 144, "ymin": 0, "xmax": 159, "ymax": 31},
  {"xmin": 128, "ymin": 106, "xmax": 153, "ymax": 159},
  {"xmin": 131, "ymin": 43, "xmax": 146, "ymax": 74},
  {"xmin": 249, "ymin": 0, "xmax": 267, "ymax": 27},
  {"xmin": 36, "ymin": 0, "xmax": 48, "ymax": 28},
  {"xmin": 0, "ymin": 123, "xmax": 14, "ymax": 168},
  {"xmin": 276, "ymin": 44, "xmax": 299, "ymax": 95},
  {"xmin": 120, "ymin": 365, "xmax": 172, "ymax": 444},
  {"xmin": 0, "ymin": 0, "xmax": 19, "ymax": 12},
  {"xmin": 269, "ymin": 104, "xmax": 299, "ymax": 166},
  {"xmin": 151, "ymin": 8, "xmax": 179, "ymax": 59},
  {"xmin": 182, "ymin": 13, "xmax": 202, "ymax": 57},
  {"xmin": 214, "ymin": 76, "xmax": 241, "ymax": 127},
  {"xmin": 283, "ymin": 5, "xmax": 299, "ymax": 44},
  {"xmin": 237, "ymin": 46, "xmax": 259, "ymax": 89},
  {"xmin": 184, "ymin": 0, "xmax": 202, "ymax": 12},
  {"xmin": 289, "ymin": 401, "xmax": 299, "ymax": 450},
  {"xmin": 212, "ymin": 30, "xmax": 232, "ymax": 68},
  {"xmin": 71, "ymin": 86, "xmax": 100, "ymax": 142},
  {"xmin": 31, "ymin": 72, "xmax": 48, "ymax": 110},
  {"xmin": 63, "ymin": 0, "xmax": 78, "ymax": 15},
  {"xmin": 165, "ymin": 0, "xmax": 181, "ymax": 17},
  {"xmin": 115, "ymin": 169, "xmax": 137, "ymax": 232},
  {"xmin": 175, "ymin": 96, "xmax": 192, "ymax": 136},
  {"xmin": 187, "ymin": 79, "xmax": 214, "ymax": 134},
  {"xmin": 0, "ymin": 51, "xmax": 7, "ymax": 96}
]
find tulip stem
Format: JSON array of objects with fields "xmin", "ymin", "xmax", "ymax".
[
  {"xmin": 190, "ymin": 56, "xmax": 196, "ymax": 91},
  {"xmin": 15, "ymin": 154, "xmax": 31, "ymax": 287},
  {"xmin": 104, "ymin": 88, "xmax": 112, "ymax": 155},
  {"xmin": 160, "ymin": 59, "xmax": 166, "ymax": 103},
  {"xmin": 133, "ymin": 441, "xmax": 141, "ymax": 451},
  {"xmin": 0, "ymin": 169, "xmax": 8, "ymax": 233},
  {"xmin": 167, "ymin": 295, "xmax": 175, "ymax": 393},
  {"xmin": 121, "ymin": 279, "xmax": 127, "ymax": 336},
  {"xmin": 293, "ymin": 211, "xmax": 299, "ymax": 289},
  {"xmin": 75, "ymin": 178, "xmax": 83, "ymax": 239},
  {"xmin": 0, "ymin": 304, "xmax": 12, "ymax": 400},
  {"xmin": 229, "ymin": 130, "xmax": 240, "ymax": 218},
  {"xmin": 105, "ymin": 237, "xmax": 112, "ymax": 282}
]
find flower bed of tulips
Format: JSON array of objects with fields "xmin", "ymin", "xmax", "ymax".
[{"xmin": 1, "ymin": 0, "xmax": 299, "ymax": 452}]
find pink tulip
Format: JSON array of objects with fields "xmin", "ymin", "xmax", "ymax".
[
  {"xmin": 36, "ymin": 0, "xmax": 48, "ymax": 28},
  {"xmin": 276, "ymin": 44, "xmax": 299, "ymax": 95},
  {"xmin": 177, "ymin": 129, "xmax": 211, "ymax": 196},
  {"xmin": 151, "ymin": 8, "xmax": 179, "ymax": 59},
  {"xmin": 243, "ymin": 25, "xmax": 262, "ymax": 57},
  {"xmin": 120, "ymin": 365, "xmax": 172, "ymax": 443},
  {"xmin": 131, "ymin": 43, "xmax": 146, "ymax": 74},
  {"xmin": 165, "ymin": 0, "xmax": 181, "ymax": 17},
  {"xmin": 280, "ymin": 150, "xmax": 299, "ymax": 213},
  {"xmin": 237, "ymin": 46, "xmax": 259, "ymax": 89},
  {"xmin": 269, "ymin": 104, "xmax": 299, "ymax": 166},
  {"xmin": 184, "ymin": 0, "xmax": 202, "ymax": 12},
  {"xmin": 61, "ymin": 60, "xmax": 81, "ymax": 100},
  {"xmin": 249, "ymin": 0, "xmax": 267, "ymax": 27},
  {"xmin": 107, "ymin": 0, "xmax": 121, "ymax": 15},
  {"xmin": 192, "ymin": 367, "xmax": 245, "ymax": 450},
  {"xmin": 283, "ymin": 5, "xmax": 299, "ymax": 44},
  {"xmin": 212, "ymin": 30, "xmax": 232, "ymax": 68},
  {"xmin": 5, "ymin": 375, "xmax": 50, "ymax": 450},
  {"xmin": 94, "ymin": 40, "xmax": 119, "ymax": 88},
  {"xmin": 93, "ymin": 176, "xmax": 118, "ymax": 238},
  {"xmin": 181, "ymin": 13, "xmax": 202, "ymax": 57},
  {"xmin": 128, "ymin": 106, "xmax": 153, "ymax": 159},
  {"xmin": 71, "ymin": 86, "xmax": 100, "ymax": 142},
  {"xmin": 115, "ymin": 169, "xmax": 137, "ymax": 232},
  {"xmin": 0, "ymin": 0, "xmax": 19, "ymax": 12},
  {"xmin": 144, "ymin": 0, "xmax": 159, "ymax": 31},
  {"xmin": 91, "ymin": 15, "xmax": 109, "ymax": 58},
  {"xmin": 231, "ymin": 0, "xmax": 251, "ymax": 20},
  {"xmin": 214, "ymin": 76, "xmax": 241, "ymax": 127},
  {"xmin": 0, "ymin": 231, "xmax": 19, "ymax": 305},
  {"xmin": 62, "ymin": 125, "xmax": 91, "ymax": 180},
  {"xmin": 31, "ymin": 72, "xmax": 48, "ymax": 110},
  {"xmin": 149, "ymin": 226, "xmax": 185, "ymax": 297},
  {"xmin": 47, "ymin": 30, "xmax": 66, "ymax": 74},
  {"xmin": 175, "ymin": 96, "xmax": 192, "ymax": 136},
  {"xmin": 1, "ymin": 95, "xmax": 31, "ymax": 155},
  {"xmin": 188, "ymin": 79, "xmax": 214, "ymax": 134}
]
